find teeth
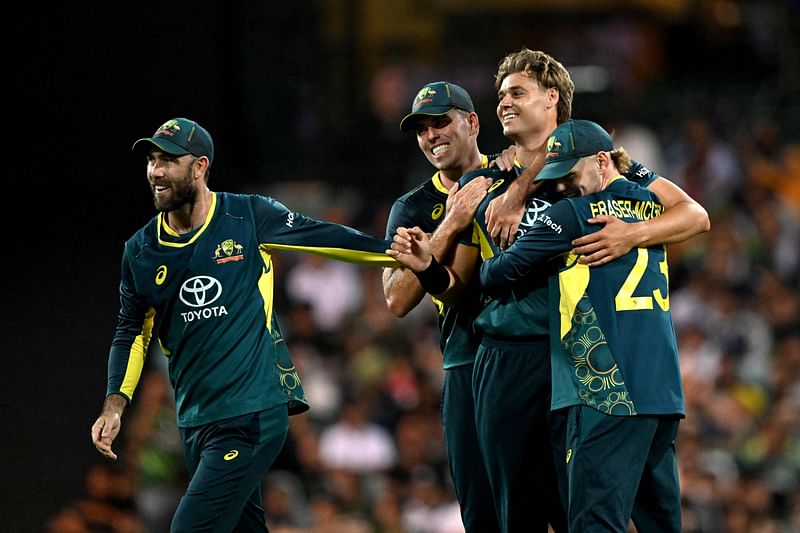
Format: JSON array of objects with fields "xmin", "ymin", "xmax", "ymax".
[
  {"xmin": 432, "ymin": 144, "xmax": 450, "ymax": 156},
  {"xmin": 503, "ymin": 112, "xmax": 518, "ymax": 121}
]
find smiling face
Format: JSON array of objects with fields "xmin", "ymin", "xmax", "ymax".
[
  {"xmin": 414, "ymin": 109, "xmax": 479, "ymax": 174},
  {"xmin": 496, "ymin": 72, "xmax": 558, "ymax": 144},
  {"xmin": 146, "ymin": 150, "xmax": 199, "ymax": 212}
]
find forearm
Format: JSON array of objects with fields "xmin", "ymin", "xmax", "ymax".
[
  {"xmin": 382, "ymin": 223, "xmax": 460, "ymax": 315},
  {"xmin": 504, "ymin": 169, "xmax": 534, "ymax": 208},
  {"xmin": 413, "ymin": 257, "xmax": 465, "ymax": 307},
  {"xmin": 383, "ymin": 267, "xmax": 426, "ymax": 317},
  {"xmin": 102, "ymin": 393, "xmax": 128, "ymax": 417},
  {"xmin": 429, "ymin": 216, "xmax": 468, "ymax": 264},
  {"xmin": 634, "ymin": 201, "xmax": 711, "ymax": 247}
]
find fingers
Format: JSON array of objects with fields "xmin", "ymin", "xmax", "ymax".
[
  {"xmin": 578, "ymin": 251, "xmax": 611, "ymax": 267},
  {"xmin": 571, "ymin": 238, "xmax": 602, "ymax": 256},
  {"xmin": 458, "ymin": 176, "xmax": 491, "ymax": 197},
  {"xmin": 499, "ymin": 223, "xmax": 519, "ymax": 249},
  {"xmin": 91, "ymin": 419, "xmax": 118, "ymax": 460},
  {"xmin": 390, "ymin": 227, "xmax": 427, "ymax": 253}
]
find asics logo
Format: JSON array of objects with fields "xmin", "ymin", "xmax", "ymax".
[
  {"xmin": 179, "ymin": 275, "xmax": 223, "ymax": 308},
  {"xmin": 224, "ymin": 450, "xmax": 239, "ymax": 461}
]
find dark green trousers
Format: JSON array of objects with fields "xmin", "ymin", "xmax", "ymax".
[
  {"xmin": 566, "ymin": 405, "xmax": 681, "ymax": 532},
  {"xmin": 442, "ymin": 363, "xmax": 501, "ymax": 533},
  {"xmin": 473, "ymin": 336, "xmax": 568, "ymax": 533},
  {"xmin": 173, "ymin": 405, "xmax": 289, "ymax": 532}
]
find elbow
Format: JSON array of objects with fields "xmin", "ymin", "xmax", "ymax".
[
  {"xmin": 695, "ymin": 206, "xmax": 711, "ymax": 234},
  {"xmin": 385, "ymin": 297, "xmax": 412, "ymax": 318}
]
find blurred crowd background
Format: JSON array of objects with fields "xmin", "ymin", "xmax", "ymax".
[{"xmin": 8, "ymin": 0, "xmax": 799, "ymax": 532}]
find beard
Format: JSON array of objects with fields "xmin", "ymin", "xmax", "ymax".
[{"xmin": 152, "ymin": 171, "xmax": 195, "ymax": 212}]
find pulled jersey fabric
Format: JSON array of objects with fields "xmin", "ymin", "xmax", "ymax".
[
  {"xmin": 480, "ymin": 177, "xmax": 684, "ymax": 417},
  {"xmin": 107, "ymin": 192, "xmax": 395, "ymax": 427}
]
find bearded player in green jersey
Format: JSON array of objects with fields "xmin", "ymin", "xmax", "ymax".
[{"xmin": 91, "ymin": 118, "xmax": 397, "ymax": 532}]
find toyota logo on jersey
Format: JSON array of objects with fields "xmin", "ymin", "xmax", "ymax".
[{"xmin": 180, "ymin": 276, "xmax": 223, "ymax": 307}]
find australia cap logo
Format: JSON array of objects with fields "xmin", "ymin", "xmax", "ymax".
[
  {"xmin": 545, "ymin": 135, "xmax": 562, "ymax": 159},
  {"xmin": 155, "ymin": 119, "xmax": 181, "ymax": 137},
  {"xmin": 413, "ymin": 86, "xmax": 437, "ymax": 111}
]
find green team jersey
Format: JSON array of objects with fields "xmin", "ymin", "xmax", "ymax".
[
  {"xmin": 459, "ymin": 166, "xmax": 560, "ymax": 339},
  {"xmin": 480, "ymin": 177, "xmax": 685, "ymax": 417},
  {"xmin": 108, "ymin": 192, "xmax": 396, "ymax": 428},
  {"xmin": 384, "ymin": 156, "xmax": 489, "ymax": 369},
  {"xmin": 461, "ymin": 161, "xmax": 660, "ymax": 339}
]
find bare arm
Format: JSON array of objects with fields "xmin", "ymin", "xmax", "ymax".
[
  {"xmin": 387, "ymin": 228, "xmax": 479, "ymax": 308},
  {"xmin": 91, "ymin": 393, "xmax": 128, "ymax": 461},
  {"xmin": 572, "ymin": 177, "xmax": 710, "ymax": 266},
  {"xmin": 383, "ymin": 177, "xmax": 490, "ymax": 316},
  {"xmin": 485, "ymin": 164, "xmax": 543, "ymax": 250}
]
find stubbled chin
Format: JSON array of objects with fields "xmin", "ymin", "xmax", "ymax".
[{"xmin": 153, "ymin": 191, "xmax": 172, "ymax": 211}]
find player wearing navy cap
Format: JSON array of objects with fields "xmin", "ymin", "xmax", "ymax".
[{"xmin": 92, "ymin": 117, "xmax": 397, "ymax": 532}]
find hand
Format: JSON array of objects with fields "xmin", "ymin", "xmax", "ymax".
[
  {"xmin": 387, "ymin": 226, "xmax": 433, "ymax": 272},
  {"xmin": 91, "ymin": 412, "xmax": 121, "ymax": 461},
  {"xmin": 572, "ymin": 215, "xmax": 637, "ymax": 266},
  {"xmin": 443, "ymin": 177, "xmax": 492, "ymax": 233},
  {"xmin": 485, "ymin": 194, "xmax": 524, "ymax": 250},
  {"xmin": 488, "ymin": 144, "xmax": 516, "ymax": 171}
]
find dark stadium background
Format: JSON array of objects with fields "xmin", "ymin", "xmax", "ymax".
[{"xmin": 4, "ymin": 1, "xmax": 798, "ymax": 531}]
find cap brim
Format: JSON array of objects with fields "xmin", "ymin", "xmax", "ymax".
[
  {"xmin": 131, "ymin": 137, "xmax": 191, "ymax": 156},
  {"xmin": 399, "ymin": 105, "xmax": 456, "ymax": 132},
  {"xmin": 534, "ymin": 158, "xmax": 581, "ymax": 181}
]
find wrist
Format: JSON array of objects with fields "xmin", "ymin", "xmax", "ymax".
[{"xmin": 414, "ymin": 256, "xmax": 451, "ymax": 295}]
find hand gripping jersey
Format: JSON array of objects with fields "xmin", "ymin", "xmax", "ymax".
[
  {"xmin": 108, "ymin": 192, "xmax": 396, "ymax": 427},
  {"xmin": 480, "ymin": 177, "xmax": 685, "ymax": 417},
  {"xmin": 384, "ymin": 156, "xmax": 489, "ymax": 369}
]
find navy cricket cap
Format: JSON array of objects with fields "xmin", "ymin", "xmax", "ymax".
[
  {"xmin": 399, "ymin": 81, "xmax": 475, "ymax": 132},
  {"xmin": 132, "ymin": 118, "xmax": 214, "ymax": 164},
  {"xmin": 535, "ymin": 119, "xmax": 614, "ymax": 181}
]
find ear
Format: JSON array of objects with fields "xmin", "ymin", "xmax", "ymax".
[
  {"xmin": 468, "ymin": 112, "xmax": 480, "ymax": 135},
  {"xmin": 547, "ymin": 86, "xmax": 559, "ymax": 108},
  {"xmin": 597, "ymin": 151, "xmax": 611, "ymax": 169},
  {"xmin": 194, "ymin": 156, "xmax": 210, "ymax": 179}
]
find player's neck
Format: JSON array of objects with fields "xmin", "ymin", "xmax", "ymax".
[
  {"xmin": 439, "ymin": 151, "xmax": 483, "ymax": 187},
  {"xmin": 167, "ymin": 189, "xmax": 213, "ymax": 234},
  {"xmin": 510, "ymin": 124, "xmax": 554, "ymax": 169}
]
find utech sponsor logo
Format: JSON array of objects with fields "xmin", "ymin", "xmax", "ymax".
[{"xmin": 539, "ymin": 214, "xmax": 562, "ymax": 234}]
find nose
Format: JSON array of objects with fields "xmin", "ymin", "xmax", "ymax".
[
  {"xmin": 555, "ymin": 182, "xmax": 566, "ymax": 193},
  {"xmin": 148, "ymin": 160, "xmax": 167, "ymax": 179},
  {"xmin": 423, "ymin": 126, "xmax": 439, "ymax": 141}
]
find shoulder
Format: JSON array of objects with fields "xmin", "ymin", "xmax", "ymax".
[
  {"xmin": 625, "ymin": 161, "xmax": 659, "ymax": 188},
  {"xmin": 123, "ymin": 216, "xmax": 158, "ymax": 254},
  {"xmin": 392, "ymin": 180, "xmax": 432, "ymax": 206},
  {"xmin": 459, "ymin": 167, "xmax": 504, "ymax": 187},
  {"xmin": 390, "ymin": 177, "xmax": 447, "ymax": 214}
]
